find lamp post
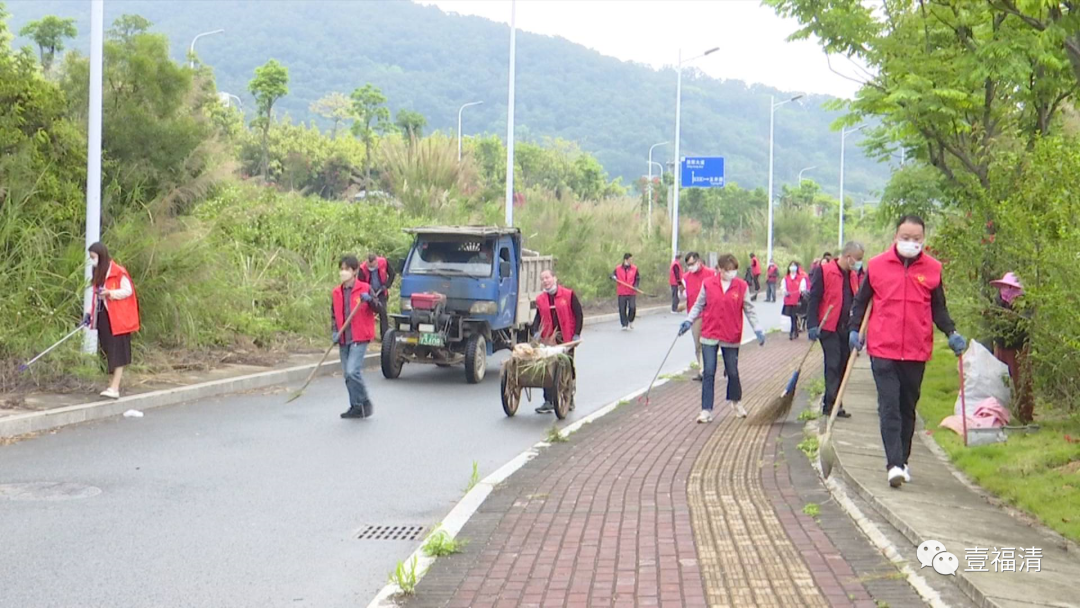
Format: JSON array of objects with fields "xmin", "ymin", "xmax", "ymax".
[
  {"xmin": 504, "ymin": 0, "xmax": 517, "ymax": 226},
  {"xmin": 647, "ymin": 142, "xmax": 669, "ymax": 232},
  {"xmin": 839, "ymin": 124, "xmax": 867, "ymax": 248},
  {"xmin": 797, "ymin": 166, "xmax": 816, "ymax": 183},
  {"xmin": 189, "ymin": 29, "xmax": 224, "ymax": 69},
  {"xmin": 218, "ymin": 92, "xmax": 242, "ymax": 110},
  {"xmin": 83, "ymin": 0, "xmax": 104, "ymax": 353},
  {"xmin": 766, "ymin": 94, "xmax": 803, "ymax": 266},
  {"xmin": 672, "ymin": 46, "xmax": 719, "ymax": 259},
  {"xmin": 457, "ymin": 101, "xmax": 483, "ymax": 162}
]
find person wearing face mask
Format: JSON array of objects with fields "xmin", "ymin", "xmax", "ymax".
[
  {"xmin": 807, "ymin": 241, "xmax": 866, "ymax": 419},
  {"xmin": 332, "ymin": 255, "xmax": 380, "ymax": 419},
  {"xmin": 849, "ymin": 215, "xmax": 967, "ymax": 488},
  {"xmin": 781, "ymin": 261, "xmax": 808, "ymax": 340},
  {"xmin": 765, "ymin": 259, "xmax": 779, "ymax": 302},
  {"xmin": 83, "ymin": 242, "xmax": 140, "ymax": 400},
  {"xmin": 679, "ymin": 254, "xmax": 765, "ymax": 423},
  {"xmin": 531, "ymin": 270, "xmax": 584, "ymax": 414},
  {"xmin": 988, "ymin": 272, "xmax": 1033, "ymax": 422},
  {"xmin": 611, "ymin": 253, "xmax": 640, "ymax": 330},
  {"xmin": 682, "ymin": 251, "xmax": 715, "ymax": 381},
  {"xmin": 669, "ymin": 253, "xmax": 685, "ymax": 314},
  {"xmin": 357, "ymin": 252, "xmax": 396, "ymax": 341}
]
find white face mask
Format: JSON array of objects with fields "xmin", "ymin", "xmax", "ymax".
[
  {"xmin": 789, "ymin": 266, "xmax": 798, "ymax": 274},
  {"xmin": 896, "ymin": 241, "xmax": 923, "ymax": 259},
  {"xmin": 544, "ymin": 280, "xmax": 557, "ymax": 294},
  {"xmin": 852, "ymin": 260, "xmax": 864, "ymax": 272},
  {"xmin": 721, "ymin": 270, "xmax": 737, "ymax": 281},
  {"xmin": 340, "ymin": 270, "xmax": 355, "ymax": 283},
  {"xmin": 688, "ymin": 263, "xmax": 700, "ymax": 273}
]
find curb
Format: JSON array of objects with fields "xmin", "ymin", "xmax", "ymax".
[{"xmin": 0, "ymin": 306, "xmax": 671, "ymax": 441}]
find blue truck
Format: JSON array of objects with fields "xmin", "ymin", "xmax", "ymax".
[{"xmin": 381, "ymin": 226, "xmax": 554, "ymax": 384}]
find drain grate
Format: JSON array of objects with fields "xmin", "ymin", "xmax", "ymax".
[{"xmin": 355, "ymin": 525, "xmax": 425, "ymax": 541}]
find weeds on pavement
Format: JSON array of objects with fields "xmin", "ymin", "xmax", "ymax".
[
  {"xmin": 464, "ymin": 461, "xmax": 480, "ymax": 493},
  {"xmin": 659, "ymin": 373, "xmax": 685, "ymax": 381},
  {"xmin": 797, "ymin": 435, "xmax": 819, "ymax": 460},
  {"xmin": 422, "ymin": 530, "xmax": 467, "ymax": 557},
  {"xmin": 802, "ymin": 503, "xmax": 821, "ymax": 518},
  {"xmin": 546, "ymin": 425, "xmax": 568, "ymax": 443},
  {"xmin": 389, "ymin": 556, "xmax": 421, "ymax": 595},
  {"xmin": 806, "ymin": 378, "xmax": 826, "ymax": 401},
  {"xmin": 797, "ymin": 408, "xmax": 821, "ymax": 422}
]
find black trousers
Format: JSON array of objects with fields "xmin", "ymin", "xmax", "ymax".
[
  {"xmin": 871, "ymin": 357, "xmax": 926, "ymax": 470},
  {"xmin": 671, "ymin": 285, "xmax": 681, "ymax": 311},
  {"xmin": 376, "ymin": 292, "xmax": 390, "ymax": 339},
  {"xmin": 618, "ymin": 295, "xmax": 637, "ymax": 327},
  {"xmin": 820, "ymin": 330, "xmax": 850, "ymax": 414}
]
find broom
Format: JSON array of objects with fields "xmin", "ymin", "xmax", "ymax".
[
  {"xmin": 286, "ymin": 297, "xmax": 368, "ymax": 404},
  {"xmin": 747, "ymin": 305, "xmax": 833, "ymax": 426},
  {"xmin": 820, "ymin": 302, "xmax": 872, "ymax": 479}
]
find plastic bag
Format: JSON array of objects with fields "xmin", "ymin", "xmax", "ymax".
[{"xmin": 955, "ymin": 341, "xmax": 1011, "ymax": 416}]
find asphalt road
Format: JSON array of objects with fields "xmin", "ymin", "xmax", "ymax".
[{"xmin": 0, "ymin": 301, "xmax": 785, "ymax": 608}]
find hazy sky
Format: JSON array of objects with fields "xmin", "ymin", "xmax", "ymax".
[{"xmin": 420, "ymin": 0, "xmax": 867, "ymax": 99}]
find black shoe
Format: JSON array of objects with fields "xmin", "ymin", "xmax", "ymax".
[
  {"xmin": 340, "ymin": 405, "xmax": 364, "ymax": 419},
  {"xmin": 692, "ymin": 374, "xmax": 703, "ymax": 382},
  {"xmin": 361, "ymin": 400, "xmax": 374, "ymax": 418},
  {"xmin": 535, "ymin": 402, "xmax": 555, "ymax": 414},
  {"xmin": 836, "ymin": 408, "xmax": 851, "ymax": 418}
]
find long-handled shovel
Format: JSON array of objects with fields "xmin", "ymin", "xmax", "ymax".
[
  {"xmin": 820, "ymin": 302, "xmax": 871, "ymax": 479},
  {"xmin": 611, "ymin": 276, "xmax": 654, "ymax": 298},
  {"xmin": 639, "ymin": 333, "xmax": 682, "ymax": 406},
  {"xmin": 18, "ymin": 324, "xmax": 87, "ymax": 372},
  {"xmin": 286, "ymin": 300, "xmax": 367, "ymax": 404},
  {"xmin": 747, "ymin": 305, "xmax": 833, "ymax": 426}
]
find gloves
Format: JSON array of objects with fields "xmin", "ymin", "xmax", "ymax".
[
  {"xmin": 81, "ymin": 313, "xmax": 92, "ymax": 327},
  {"xmin": 678, "ymin": 320, "xmax": 692, "ymax": 336},
  {"xmin": 948, "ymin": 332, "xmax": 967, "ymax": 356},
  {"xmin": 755, "ymin": 330, "xmax": 766, "ymax": 346},
  {"xmin": 331, "ymin": 331, "xmax": 340, "ymax": 344},
  {"xmin": 807, "ymin": 327, "xmax": 820, "ymax": 342},
  {"xmin": 849, "ymin": 330, "xmax": 863, "ymax": 352}
]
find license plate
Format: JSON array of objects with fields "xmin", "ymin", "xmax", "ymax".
[{"xmin": 419, "ymin": 333, "xmax": 444, "ymax": 347}]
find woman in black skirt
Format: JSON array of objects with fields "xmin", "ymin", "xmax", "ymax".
[{"xmin": 85, "ymin": 243, "xmax": 140, "ymax": 399}]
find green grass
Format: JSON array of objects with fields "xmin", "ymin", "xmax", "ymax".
[
  {"xmin": 802, "ymin": 502, "xmax": 821, "ymax": 517},
  {"xmin": 545, "ymin": 425, "xmax": 568, "ymax": 443},
  {"xmin": 422, "ymin": 530, "xmax": 467, "ymax": 557},
  {"xmin": 797, "ymin": 408, "xmax": 821, "ymax": 422},
  {"xmin": 463, "ymin": 461, "xmax": 480, "ymax": 493},
  {"xmin": 797, "ymin": 434, "xmax": 819, "ymax": 460},
  {"xmin": 806, "ymin": 377, "xmax": 826, "ymax": 401},
  {"xmin": 659, "ymin": 372, "xmax": 686, "ymax": 381},
  {"xmin": 389, "ymin": 556, "xmax": 421, "ymax": 595},
  {"xmin": 919, "ymin": 338, "xmax": 1080, "ymax": 543}
]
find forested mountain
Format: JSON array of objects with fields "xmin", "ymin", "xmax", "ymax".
[{"xmin": 7, "ymin": 0, "xmax": 888, "ymax": 199}]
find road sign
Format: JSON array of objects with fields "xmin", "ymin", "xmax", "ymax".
[{"xmin": 681, "ymin": 156, "xmax": 725, "ymax": 188}]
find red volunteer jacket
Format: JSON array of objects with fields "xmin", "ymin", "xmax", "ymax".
[
  {"xmin": 614, "ymin": 265, "xmax": 639, "ymax": 296},
  {"xmin": 93, "ymin": 262, "xmax": 140, "ymax": 335},
  {"xmin": 333, "ymin": 282, "xmax": 377, "ymax": 344},
  {"xmin": 536, "ymin": 286, "xmax": 577, "ymax": 343},
  {"xmin": 783, "ymin": 271, "xmax": 807, "ymax": 306},
  {"xmin": 866, "ymin": 247, "xmax": 942, "ymax": 362},
  {"xmin": 669, "ymin": 259, "xmax": 683, "ymax": 286},
  {"xmin": 818, "ymin": 261, "xmax": 862, "ymax": 332},
  {"xmin": 701, "ymin": 276, "xmax": 747, "ymax": 344},
  {"xmin": 683, "ymin": 266, "xmax": 715, "ymax": 310},
  {"xmin": 766, "ymin": 263, "xmax": 779, "ymax": 282},
  {"xmin": 751, "ymin": 258, "xmax": 762, "ymax": 277},
  {"xmin": 358, "ymin": 257, "xmax": 389, "ymax": 288}
]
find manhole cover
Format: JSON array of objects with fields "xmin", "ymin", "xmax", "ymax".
[
  {"xmin": 0, "ymin": 482, "xmax": 102, "ymax": 501},
  {"xmin": 356, "ymin": 525, "xmax": 425, "ymax": 541}
]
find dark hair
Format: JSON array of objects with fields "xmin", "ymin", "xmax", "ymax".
[
  {"xmin": 717, "ymin": 253, "xmax": 739, "ymax": 270},
  {"xmin": 623, "ymin": 253, "xmax": 633, "ymax": 261},
  {"xmin": 896, "ymin": 214, "xmax": 926, "ymax": 231},
  {"xmin": 684, "ymin": 251, "xmax": 700, "ymax": 264},
  {"xmin": 339, "ymin": 255, "xmax": 360, "ymax": 271},
  {"xmin": 88, "ymin": 242, "xmax": 111, "ymax": 288},
  {"xmin": 367, "ymin": 253, "xmax": 377, "ymax": 263},
  {"xmin": 822, "ymin": 251, "xmax": 832, "ymax": 258},
  {"xmin": 750, "ymin": 253, "xmax": 757, "ymax": 258},
  {"xmin": 788, "ymin": 260, "xmax": 801, "ymax": 269}
]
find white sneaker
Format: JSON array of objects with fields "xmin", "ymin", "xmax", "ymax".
[
  {"xmin": 629, "ymin": 323, "xmax": 635, "ymax": 330},
  {"xmin": 621, "ymin": 326, "xmax": 628, "ymax": 332},
  {"xmin": 888, "ymin": 466, "xmax": 906, "ymax": 488},
  {"xmin": 100, "ymin": 388, "xmax": 120, "ymax": 400},
  {"xmin": 696, "ymin": 409, "xmax": 713, "ymax": 424},
  {"xmin": 903, "ymin": 465, "xmax": 912, "ymax": 483},
  {"xmin": 731, "ymin": 402, "xmax": 748, "ymax": 418}
]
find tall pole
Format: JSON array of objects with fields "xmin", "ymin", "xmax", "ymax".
[
  {"xmin": 504, "ymin": 0, "xmax": 517, "ymax": 226},
  {"xmin": 83, "ymin": 0, "xmax": 104, "ymax": 354},
  {"xmin": 457, "ymin": 101, "xmax": 483, "ymax": 162},
  {"xmin": 188, "ymin": 29, "xmax": 224, "ymax": 69},
  {"xmin": 839, "ymin": 131, "xmax": 846, "ymax": 249},
  {"xmin": 767, "ymin": 95, "xmax": 776, "ymax": 266},
  {"xmin": 797, "ymin": 166, "xmax": 816, "ymax": 183},
  {"xmin": 672, "ymin": 49, "xmax": 682, "ymax": 260},
  {"xmin": 647, "ymin": 142, "xmax": 668, "ymax": 234}
]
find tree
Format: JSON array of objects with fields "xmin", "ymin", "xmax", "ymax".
[
  {"xmin": 349, "ymin": 83, "xmax": 392, "ymax": 185},
  {"xmin": 19, "ymin": 15, "xmax": 76, "ymax": 71},
  {"xmin": 309, "ymin": 92, "xmax": 352, "ymax": 139},
  {"xmin": 248, "ymin": 59, "xmax": 289, "ymax": 179},
  {"xmin": 395, "ymin": 109, "xmax": 427, "ymax": 141},
  {"xmin": 107, "ymin": 14, "xmax": 152, "ymax": 43}
]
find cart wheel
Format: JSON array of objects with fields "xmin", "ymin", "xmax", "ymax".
[
  {"xmin": 501, "ymin": 369, "xmax": 521, "ymax": 417},
  {"xmin": 552, "ymin": 361, "xmax": 574, "ymax": 420},
  {"xmin": 381, "ymin": 330, "xmax": 403, "ymax": 379}
]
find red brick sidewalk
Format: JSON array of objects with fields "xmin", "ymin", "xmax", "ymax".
[{"xmin": 404, "ymin": 337, "xmax": 916, "ymax": 608}]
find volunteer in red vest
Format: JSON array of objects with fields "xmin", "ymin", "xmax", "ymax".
[
  {"xmin": 781, "ymin": 261, "xmax": 808, "ymax": 340},
  {"xmin": 532, "ymin": 269, "xmax": 584, "ymax": 414},
  {"xmin": 682, "ymin": 251, "xmax": 714, "ymax": 381},
  {"xmin": 679, "ymin": 254, "xmax": 766, "ymax": 423},
  {"xmin": 669, "ymin": 253, "xmax": 684, "ymax": 314},
  {"xmin": 332, "ymin": 255, "xmax": 381, "ymax": 419},
  {"xmin": 611, "ymin": 253, "xmax": 640, "ymax": 331},
  {"xmin": 765, "ymin": 259, "xmax": 779, "ymax": 303},
  {"xmin": 849, "ymin": 215, "xmax": 967, "ymax": 488},
  {"xmin": 357, "ymin": 252, "xmax": 396, "ymax": 340},
  {"xmin": 807, "ymin": 241, "xmax": 865, "ymax": 419},
  {"xmin": 84, "ymin": 242, "xmax": 140, "ymax": 400},
  {"xmin": 749, "ymin": 253, "xmax": 762, "ymax": 301}
]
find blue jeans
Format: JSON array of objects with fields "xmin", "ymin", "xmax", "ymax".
[
  {"xmin": 701, "ymin": 344, "xmax": 742, "ymax": 410},
  {"xmin": 339, "ymin": 342, "xmax": 369, "ymax": 408}
]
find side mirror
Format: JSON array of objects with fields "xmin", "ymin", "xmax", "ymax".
[{"xmin": 499, "ymin": 261, "xmax": 512, "ymax": 279}]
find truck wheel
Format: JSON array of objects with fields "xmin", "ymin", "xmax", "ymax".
[
  {"xmin": 465, "ymin": 334, "xmax": 487, "ymax": 384},
  {"xmin": 381, "ymin": 330, "xmax": 403, "ymax": 379}
]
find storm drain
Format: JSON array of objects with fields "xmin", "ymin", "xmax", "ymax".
[{"xmin": 355, "ymin": 525, "xmax": 425, "ymax": 541}]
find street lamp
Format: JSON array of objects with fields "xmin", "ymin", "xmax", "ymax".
[
  {"xmin": 189, "ymin": 29, "xmax": 224, "ymax": 69},
  {"xmin": 457, "ymin": 101, "xmax": 483, "ymax": 162},
  {"xmin": 766, "ymin": 94, "xmax": 803, "ymax": 266},
  {"xmin": 839, "ymin": 124, "xmax": 867, "ymax": 248},
  {"xmin": 218, "ymin": 91, "xmax": 242, "ymax": 110},
  {"xmin": 797, "ymin": 166, "xmax": 816, "ymax": 183},
  {"xmin": 647, "ymin": 141, "xmax": 669, "ymax": 232},
  {"xmin": 504, "ymin": 0, "xmax": 517, "ymax": 226},
  {"xmin": 672, "ymin": 46, "xmax": 719, "ymax": 259},
  {"xmin": 83, "ymin": 0, "xmax": 104, "ymax": 353}
]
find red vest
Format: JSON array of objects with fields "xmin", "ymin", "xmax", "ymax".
[
  {"xmin": 866, "ymin": 247, "xmax": 942, "ymax": 362},
  {"xmin": 94, "ymin": 262, "xmax": 140, "ymax": 335},
  {"xmin": 536, "ymin": 286, "xmax": 576, "ymax": 343},
  {"xmin": 669, "ymin": 260, "xmax": 683, "ymax": 286},
  {"xmin": 818, "ymin": 261, "xmax": 861, "ymax": 332},
  {"xmin": 332, "ymin": 282, "xmax": 376, "ymax": 343},
  {"xmin": 766, "ymin": 263, "xmax": 779, "ymax": 282},
  {"xmin": 751, "ymin": 258, "xmax": 762, "ymax": 277},
  {"xmin": 615, "ymin": 265, "xmax": 638, "ymax": 296},
  {"xmin": 683, "ymin": 266, "xmax": 714, "ymax": 309},
  {"xmin": 358, "ymin": 257, "xmax": 389, "ymax": 288},
  {"xmin": 701, "ymin": 276, "xmax": 747, "ymax": 344},
  {"xmin": 783, "ymin": 271, "xmax": 807, "ymax": 306}
]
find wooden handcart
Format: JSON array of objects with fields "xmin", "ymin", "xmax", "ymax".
[{"xmin": 500, "ymin": 341, "xmax": 579, "ymax": 420}]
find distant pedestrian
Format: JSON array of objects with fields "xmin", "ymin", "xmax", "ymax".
[
  {"xmin": 682, "ymin": 251, "xmax": 715, "ymax": 381},
  {"xmin": 765, "ymin": 259, "xmax": 779, "ymax": 302},
  {"xmin": 611, "ymin": 253, "xmax": 639, "ymax": 331},
  {"xmin": 333, "ymin": 255, "xmax": 381, "ymax": 419},
  {"xmin": 822, "ymin": 251, "xmax": 833, "ymax": 264},
  {"xmin": 358, "ymin": 252, "xmax": 396, "ymax": 340},
  {"xmin": 84, "ymin": 242, "xmax": 140, "ymax": 400},
  {"xmin": 532, "ymin": 270, "xmax": 583, "ymax": 414},
  {"xmin": 669, "ymin": 253, "xmax": 684, "ymax": 314},
  {"xmin": 850, "ymin": 215, "xmax": 967, "ymax": 488},
  {"xmin": 988, "ymin": 272, "xmax": 1033, "ymax": 422},
  {"xmin": 749, "ymin": 253, "xmax": 762, "ymax": 301},
  {"xmin": 807, "ymin": 241, "xmax": 865, "ymax": 419},
  {"xmin": 781, "ymin": 261, "xmax": 808, "ymax": 340},
  {"xmin": 679, "ymin": 253, "xmax": 765, "ymax": 423}
]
